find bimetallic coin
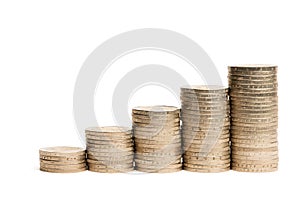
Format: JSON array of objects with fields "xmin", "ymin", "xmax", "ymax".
[{"xmin": 39, "ymin": 146, "xmax": 85, "ymax": 157}]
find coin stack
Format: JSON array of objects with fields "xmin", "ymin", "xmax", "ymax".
[
  {"xmin": 228, "ymin": 64, "xmax": 278, "ymax": 172},
  {"xmin": 39, "ymin": 146, "xmax": 86, "ymax": 173},
  {"xmin": 85, "ymin": 126, "xmax": 134, "ymax": 173},
  {"xmin": 181, "ymin": 85, "xmax": 231, "ymax": 172},
  {"xmin": 132, "ymin": 106, "xmax": 182, "ymax": 173}
]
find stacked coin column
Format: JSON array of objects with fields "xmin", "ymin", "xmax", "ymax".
[
  {"xmin": 85, "ymin": 126, "xmax": 134, "ymax": 173},
  {"xmin": 181, "ymin": 86, "xmax": 231, "ymax": 172},
  {"xmin": 132, "ymin": 106, "xmax": 182, "ymax": 173},
  {"xmin": 39, "ymin": 146, "xmax": 86, "ymax": 173},
  {"xmin": 228, "ymin": 65, "xmax": 278, "ymax": 172}
]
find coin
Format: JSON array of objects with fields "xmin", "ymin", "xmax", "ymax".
[
  {"xmin": 136, "ymin": 167, "xmax": 182, "ymax": 173},
  {"xmin": 184, "ymin": 166, "xmax": 229, "ymax": 173},
  {"xmin": 40, "ymin": 159, "xmax": 86, "ymax": 165},
  {"xmin": 86, "ymin": 126, "xmax": 131, "ymax": 133},
  {"xmin": 88, "ymin": 168, "xmax": 133, "ymax": 173},
  {"xmin": 86, "ymin": 139, "xmax": 133, "ymax": 146},
  {"xmin": 39, "ymin": 146, "xmax": 85, "ymax": 157},
  {"xmin": 87, "ymin": 154, "xmax": 133, "ymax": 160},
  {"xmin": 40, "ymin": 155, "xmax": 86, "ymax": 161},
  {"xmin": 181, "ymin": 85, "xmax": 228, "ymax": 92},
  {"xmin": 183, "ymin": 154, "xmax": 230, "ymax": 160},
  {"xmin": 133, "ymin": 105, "xmax": 179, "ymax": 114},
  {"xmin": 86, "ymin": 134, "xmax": 132, "ymax": 141},
  {"xmin": 40, "ymin": 167, "xmax": 86, "ymax": 173},
  {"xmin": 135, "ymin": 161, "xmax": 181, "ymax": 169},
  {"xmin": 231, "ymin": 154, "xmax": 278, "ymax": 161},
  {"xmin": 184, "ymin": 150, "xmax": 230, "ymax": 157},
  {"xmin": 40, "ymin": 162, "xmax": 86, "ymax": 170},
  {"xmin": 183, "ymin": 163, "xmax": 230, "ymax": 169},
  {"xmin": 231, "ymin": 166, "xmax": 277, "ymax": 172}
]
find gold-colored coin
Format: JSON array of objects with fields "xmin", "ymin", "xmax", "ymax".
[
  {"xmin": 86, "ymin": 134, "xmax": 132, "ymax": 141},
  {"xmin": 87, "ymin": 151, "xmax": 133, "ymax": 157},
  {"xmin": 184, "ymin": 150, "xmax": 230, "ymax": 157},
  {"xmin": 133, "ymin": 134, "xmax": 181, "ymax": 141},
  {"xmin": 132, "ymin": 105, "xmax": 180, "ymax": 114},
  {"xmin": 183, "ymin": 154, "xmax": 230, "ymax": 160},
  {"xmin": 86, "ymin": 139, "xmax": 133, "ymax": 146},
  {"xmin": 87, "ymin": 158, "xmax": 133, "ymax": 165},
  {"xmin": 231, "ymin": 154, "xmax": 278, "ymax": 161},
  {"xmin": 135, "ymin": 152, "xmax": 181, "ymax": 157},
  {"xmin": 40, "ymin": 162, "xmax": 86, "ymax": 170},
  {"xmin": 184, "ymin": 160, "xmax": 230, "ymax": 166},
  {"xmin": 85, "ymin": 126, "xmax": 131, "ymax": 133},
  {"xmin": 231, "ymin": 150, "xmax": 278, "ymax": 157},
  {"xmin": 87, "ymin": 153, "xmax": 133, "ymax": 160},
  {"xmin": 184, "ymin": 166, "xmax": 229, "ymax": 173},
  {"xmin": 135, "ymin": 162, "xmax": 182, "ymax": 169},
  {"xmin": 39, "ymin": 146, "xmax": 85, "ymax": 157},
  {"xmin": 183, "ymin": 162, "xmax": 230, "ymax": 169},
  {"xmin": 39, "ymin": 155, "xmax": 86, "ymax": 162},
  {"xmin": 40, "ymin": 167, "xmax": 86, "ymax": 173},
  {"xmin": 231, "ymin": 166, "xmax": 277, "ymax": 172},
  {"xmin": 228, "ymin": 64, "xmax": 277, "ymax": 70},
  {"xmin": 231, "ymin": 142, "xmax": 278, "ymax": 149},
  {"xmin": 86, "ymin": 143, "xmax": 133, "ymax": 149},
  {"xmin": 230, "ymin": 133, "xmax": 277, "ymax": 140},
  {"xmin": 132, "ymin": 117, "xmax": 179, "ymax": 124},
  {"xmin": 39, "ymin": 159, "xmax": 86, "ymax": 165},
  {"xmin": 230, "ymin": 100, "xmax": 278, "ymax": 107},
  {"xmin": 181, "ymin": 85, "xmax": 228, "ymax": 92},
  {"xmin": 136, "ymin": 167, "xmax": 182, "ymax": 173},
  {"xmin": 88, "ymin": 166, "xmax": 133, "ymax": 173},
  {"xmin": 180, "ymin": 96, "xmax": 228, "ymax": 102}
]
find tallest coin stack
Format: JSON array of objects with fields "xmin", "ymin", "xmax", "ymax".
[{"xmin": 228, "ymin": 65, "xmax": 278, "ymax": 172}]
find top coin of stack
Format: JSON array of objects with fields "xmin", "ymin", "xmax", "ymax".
[
  {"xmin": 181, "ymin": 85, "xmax": 231, "ymax": 172},
  {"xmin": 228, "ymin": 64, "xmax": 278, "ymax": 172},
  {"xmin": 39, "ymin": 146, "xmax": 86, "ymax": 173},
  {"xmin": 132, "ymin": 105, "xmax": 182, "ymax": 173},
  {"xmin": 85, "ymin": 126, "xmax": 134, "ymax": 173}
]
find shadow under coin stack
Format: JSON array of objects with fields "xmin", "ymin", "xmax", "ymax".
[
  {"xmin": 228, "ymin": 65, "xmax": 278, "ymax": 172},
  {"xmin": 132, "ymin": 106, "xmax": 182, "ymax": 173},
  {"xmin": 181, "ymin": 86, "xmax": 231, "ymax": 172},
  {"xmin": 39, "ymin": 146, "xmax": 86, "ymax": 173},
  {"xmin": 85, "ymin": 127, "xmax": 134, "ymax": 173}
]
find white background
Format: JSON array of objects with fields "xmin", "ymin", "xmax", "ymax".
[{"xmin": 0, "ymin": 0, "xmax": 299, "ymax": 199}]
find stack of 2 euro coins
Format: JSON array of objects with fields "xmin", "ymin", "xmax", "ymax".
[
  {"xmin": 132, "ymin": 106, "xmax": 182, "ymax": 173},
  {"xmin": 39, "ymin": 146, "xmax": 86, "ymax": 173},
  {"xmin": 181, "ymin": 85, "xmax": 231, "ymax": 172},
  {"xmin": 228, "ymin": 64, "xmax": 278, "ymax": 172},
  {"xmin": 85, "ymin": 126, "xmax": 134, "ymax": 173}
]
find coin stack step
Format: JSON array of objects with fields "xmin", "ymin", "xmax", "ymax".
[
  {"xmin": 181, "ymin": 85, "xmax": 231, "ymax": 172},
  {"xmin": 228, "ymin": 64, "xmax": 278, "ymax": 172},
  {"xmin": 132, "ymin": 105, "xmax": 182, "ymax": 173},
  {"xmin": 39, "ymin": 146, "xmax": 86, "ymax": 173},
  {"xmin": 85, "ymin": 126, "xmax": 134, "ymax": 173}
]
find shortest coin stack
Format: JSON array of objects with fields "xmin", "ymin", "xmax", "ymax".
[
  {"xmin": 39, "ymin": 146, "xmax": 86, "ymax": 173},
  {"xmin": 85, "ymin": 126, "xmax": 134, "ymax": 173}
]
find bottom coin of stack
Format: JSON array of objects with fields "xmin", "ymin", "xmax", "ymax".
[
  {"xmin": 180, "ymin": 85, "xmax": 231, "ymax": 172},
  {"xmin": 85, "ymin": 126, "xmax": 134, "ymax": 173},
  {"xmin": 132, "ymin": 106, "xmax": 182, "ymax": 173},
  {"xmin": 39, "ymin": 146, "xmax": 86, "ymax": 173}
]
